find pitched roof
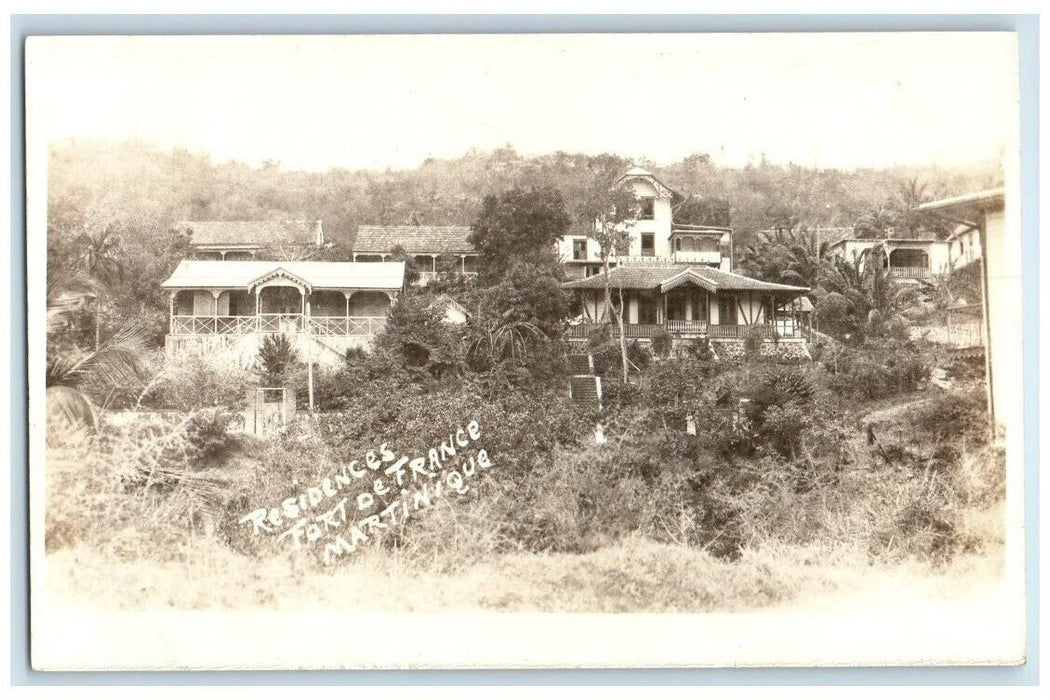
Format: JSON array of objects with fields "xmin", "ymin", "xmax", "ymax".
[
  {"xmin": 562, "ymin": 264, "xmax": 808, "ymax": 295},
  {"xmin": 161, "ymin": 260, "xmax": 405, "ymax": 291},
  {"xmin": 427, "ymin": 293, "xmax": 470, "ymax": 315},
  {"xmin": 175, "ymin": 220, "xmax": 323, "ymax": 247},
  {"xmin": 354, "ymin": 225, "xmax": 475, "ymax": 254},
  {"xmin": 617, "ymin": 166, "xmax": 677, "ymax": 199},
  {"xmin": 915, "ymin": 188, "xmax": 1005, "ymax": 215}
]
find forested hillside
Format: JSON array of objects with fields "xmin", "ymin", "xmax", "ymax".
[
  {"xmin": 49, "ymin": 138, "xmax": 1002, "ymax": 245},
  {"xmin": 46, "ymin": 138, "xmax": 1001, "ymax": 344}
]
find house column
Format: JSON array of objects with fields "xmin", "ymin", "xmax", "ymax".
[
  {"xmin": 168, "ymin": 292, "xmax": 175, "ymax": 335},
  {"xmin": 460, "ymin": 255, "xmax": 466, "ymax": 274},
  {"xmin": 344, "ymin": 291, "xmax": 353, "ymax": 334},
  {"xmin": 300, "ymin": 289, "xmax": 306, "ymax": 331},
  {"xmin": 684, "ymin": 291, "xmax": 693, "ymax": 321},
  {"xmin": 210, "ymin": 289, "xmax": 222, "ymax": 333}
]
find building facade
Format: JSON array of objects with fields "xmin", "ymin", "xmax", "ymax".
[
  {"xmin": 352, "ymin": 225, "xmax": 479, "ymax": 285},
  {"xmin": 826, "ymin": 237, "xmax": 952, "ymax": 281},
  {"xmin": 557, "ymin": 167, "xmax": 733, "ymax": 280},
  {"xmin": 161, "ymin": 260, "xmax": 405, "ymax": 368},
  {"xmin": 174, "ymin": 220, "xmax": 326, "ymax": 260},
  {"xmin": 563, "ymin": 263, "xmax": 810, "ymax": 356}
]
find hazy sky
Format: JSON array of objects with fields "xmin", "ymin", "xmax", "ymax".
[{"xmin": 27, "ymin": 33, "xmax": 1018, "ymax": 172}]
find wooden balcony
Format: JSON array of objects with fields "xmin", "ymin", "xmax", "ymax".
[
  {"xmin": 170, "ymin": 314, "xmax": 384, "ymax": 337},
  {"xmin": 566, "ymin": 322, "xmax": 802, "ymax": 340},
  {"xmin": 888, "ymin": 266, "xmax": 932, "ymax": 280}
]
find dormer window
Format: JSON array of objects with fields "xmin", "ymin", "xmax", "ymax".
[{"xmin": 638, "ymin": 197, "xmax": 655, "ymax": 220}]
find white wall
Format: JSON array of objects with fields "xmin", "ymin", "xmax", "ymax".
[
  {"xmin": 192, "ymin": 290, "xmax": 214, "ymax": 316},
  {"xmin": 557, "ymin": 174, "xmax": 674, "ymax": 262},
  {"xmin": 622, "ymin": 178, "xmax": 673, "ymax": 257}
]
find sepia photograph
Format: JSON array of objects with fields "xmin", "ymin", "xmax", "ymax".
[{"xmin": 25, "ymin": 30, "xmax": 1026, "ymax": 670}]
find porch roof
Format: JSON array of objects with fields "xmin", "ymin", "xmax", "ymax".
[
  {"xmin": 161, "ymin": 260, "xmax": 406, "ymax": 291},
  {"xmin": 562, "ymin": 265, "xmax": 808, "ymax": 295}
]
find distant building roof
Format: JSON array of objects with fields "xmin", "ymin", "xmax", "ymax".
[
  {"xmin": 827, "ymin": 236, "xmax": 947, "ymax": 250},
  {"xmin": 562, "ymin": 264, "xmax": 808, "ymax": 295},
  {"xmin": 175, "ymin": 220, "xmax": 324, "ymax": 248},
  {"xmin": 161, "ymin": 260, "xmax": 405, "ymax": 291},
  {"xmin": 354, "ymin": 225, "xmax": 475, "ymax": 255}
]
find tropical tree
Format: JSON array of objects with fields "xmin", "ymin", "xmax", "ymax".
[
  {"xmin": 817, "ymin": 243, "xmax": 920, "ymax": 341},
  {"xmin": 738, "ymin": 227, "xmax": 828, "ymax": 289},
  {"xmin": 468, "ymin": 186, "xmax": 571, "ymax": 279},
  {"xmin": 575, "ymin": 164, "xmax": 640, "ymax": 384},
  {"xmin": 853, "ymin": 205, "xmax": 898, "ymax": 240},
  {"xmin": 46, "ymin": 285, "xmax": 151, "ymax": 432},
  {"xmin": 78, "ymin": 224, "xmax": 125, "ymax": 349}
]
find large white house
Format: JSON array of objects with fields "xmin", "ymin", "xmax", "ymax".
[
  {"xmin": 561, "ymin": 168, "xmax": 810, "ymax": 357},
  {"xmin": 557, "ymin": 166, "xmax": 734, "ymax": 280},
  {"xmin": 161, "ymin": 260, "xmax": 406, "ymax": 368}
]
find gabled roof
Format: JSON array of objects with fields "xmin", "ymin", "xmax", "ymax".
[
  {"xmin": 562, "ymin": 264, "xmax": 808, "ymax": 295},
  {"xmin": 354, "ymin": 225, "xmax": 475, "ymax": 254},
  {"xmin": 427, "ymin": 294, "xmax": 471, "ymax": 320},
  {"xmin": 617, "ymin": 166, "xmax": 677, "ymax": 199},
  {"xmin": 161, "ymin": 260, "xmax": 405, "ymax": 291},
  {"xmin": 174, "ymin": 220, "xmax": 324, "ymax": 247}
]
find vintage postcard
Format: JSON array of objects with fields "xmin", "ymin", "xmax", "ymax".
[{"xmin": 26, "ymin": 32, "xmax": 1025, "ymax": 669}]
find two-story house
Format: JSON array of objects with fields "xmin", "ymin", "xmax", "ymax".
[
  {"xmin": 561, "ymin": 168, "xmax": 809, "ymax": 357},
  {"xmin": 351, "ymin": 225, "xmax": 480, "ymax": 285},
  {"xmin": 174, "ymin": 220, "xmax": 326, "ymax": 260},
  {"xmin": 557, "ymin": 166, "xmax": 734, "ymax": 281}
]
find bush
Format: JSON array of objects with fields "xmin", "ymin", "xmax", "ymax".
[
  {"xmin": 823, "ymin": 340, "xmax": 929, "ymax": 402},
  {"xmin": 141, "ymin": 354, "xmax": 256, "ymax": 410},
  {"xmin": 185, "ymin": 408, "xmax": 240, "ymax": 465},
  {"xmin": 258, "ymin": 334, "xmax": 299, "ymax": 387},
  {"xmin": 650, "ymin": 329, "xmax": 673, "ymax": 358},
  {"xmin": 687, "ymin": 336, "xmax": 714, "ymax": 361}
]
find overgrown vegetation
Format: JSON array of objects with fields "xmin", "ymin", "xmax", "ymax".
[{"xmin": 44, "ymin": 141, "xmax": 1005, "ymax": 611}]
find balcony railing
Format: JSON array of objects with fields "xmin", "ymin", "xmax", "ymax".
[
  {"xmin": 665, "ymin": 319, "xmax": 709, "ymax": 334},
  {"xmin": 171, "ymin": 314, "xmax": 384, "ymax": 337},
  {"xmin": 888, "ymin": 266, "xmax": 931, "ymax": 280},
  {"xmin": 306, "ymin": 316, "xmax": 387, "ymax": 336},
  {"xmin": 672, "ymin": 250, "xmax": 722, "ymax": 264},
  {"xmin": 259, "ymin": 313, "xmax": 304, "ymax": 333},
  {"xmin": 566, "ymin": 322, "xmax": 801, "ymax": 340}
]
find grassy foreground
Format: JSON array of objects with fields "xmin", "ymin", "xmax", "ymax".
[{"xmin": 45, "ymin": 518, "xmax": 1003, "ymax": 614}]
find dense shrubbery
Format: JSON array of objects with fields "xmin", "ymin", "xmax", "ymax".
[
  {"xmin": 140, "ymin": 354, "xmax": 256, "ymax": 410},
  {"xmin": 818, "ymin": 338, "xmax": 930, "ymax": 402}
]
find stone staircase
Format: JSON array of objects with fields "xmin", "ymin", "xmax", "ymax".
[{"xmin": 568, "ymin": 353, "xmax": 602, "ymax": 410}]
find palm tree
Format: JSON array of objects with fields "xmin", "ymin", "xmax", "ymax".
[
  {"xmin": 778, "ymin": 228, "xmax": 829, "ymax": 289},
  {"xmin": 853, "ymin": 205, "xmax": 897, "ymax": 240},
  {"xmin": 819, "ymin": 243, "xmax": 919, "ymax": 339},
  {"xmin": 46, "ymin": 286, "xmax": 150, "ymax": 433},
  {"xmin": 79, "ymin": 225, "xmax": 124, "ymax": 349},
  {"xmin": 739, "ymin": 227, "xmax": 828, "ymax": 289},
  {"xmin": 738, "ymin": 228, "xmax": 795, "ymax": 284}
]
